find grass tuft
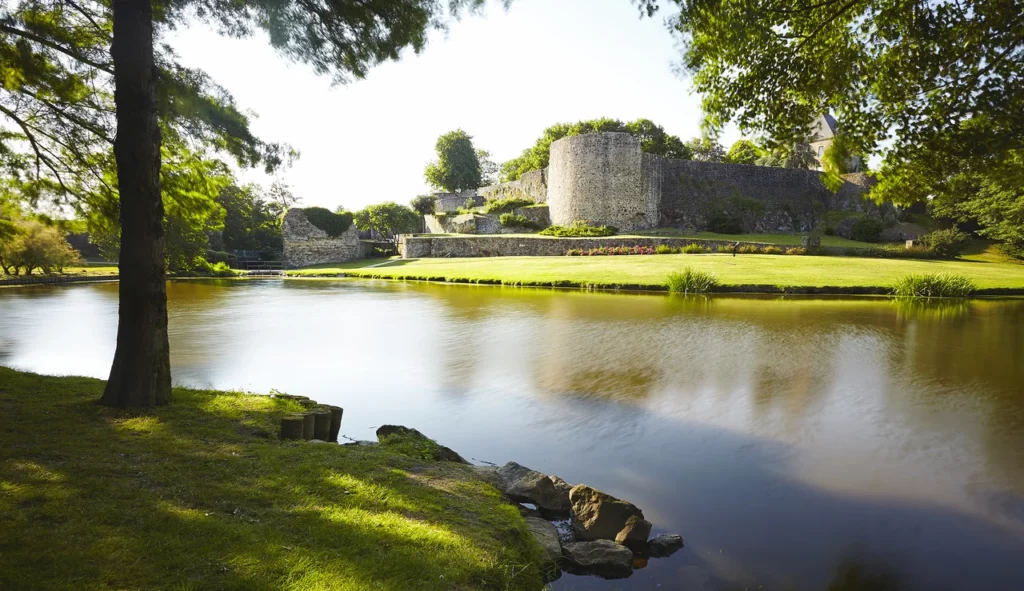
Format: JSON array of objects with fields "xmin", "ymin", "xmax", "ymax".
[
  {"xmin": 891, "ymin": 273, "xmax": 976, "ymax": 298},
  {"xmin": 666, "ymin": 267, "xmax": 720, "ymax": 294}
]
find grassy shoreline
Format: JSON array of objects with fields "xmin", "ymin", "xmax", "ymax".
[
  {"xmin": 0, "ymin": 368, "xmax": 543, "ymax": 590},
  {"xmin": 288, "ymin": 253, "xmax": 1024, "ymax": 295}
]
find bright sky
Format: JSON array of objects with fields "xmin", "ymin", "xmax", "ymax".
[{"xmin": 166, "ymin": 0, "xmax": 740, "ymax": 211}]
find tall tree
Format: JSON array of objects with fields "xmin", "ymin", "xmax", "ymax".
[
  {"xmin": 637, "ymin": 0, "xmax": 1024, "ymax": 224},
  {"xmin": 684, "ymin": 135, "xmax": 726, "ymax": 162},
  {"xmin": 424, "ymin": 129, "xmax": 483, "ymax": 192},
  {"xmin": 726, "ymin": 139, "xmax": 760, "ymax": 165},
  {"xmin": 1, "ymin": 0, "xmax": 491, "ymax": 407}
]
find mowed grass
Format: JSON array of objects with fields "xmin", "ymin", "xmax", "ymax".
[
  {"xmin": 289, "ymin": 253, "xmax": 1024, "ymax": 290},
  {"xmin": 0, "ymin": 368, "xmax": 542, "ymax": 591},
  {"xmin": 628, "ymin": 229, "xmax": 878, "ymax": 248}
]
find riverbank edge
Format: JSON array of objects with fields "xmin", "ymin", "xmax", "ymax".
[
  {"xmin": 0, "ymin": 367, "xmax": 545, "ymax": 590},
  {"xmin": 285, "ymin": 271, "xmax": 1024, "ymax": 297}
]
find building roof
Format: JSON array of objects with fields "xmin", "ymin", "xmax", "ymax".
[{"xmin": 811, "ymin": 113, "xmax": 839, "ymax": 141}]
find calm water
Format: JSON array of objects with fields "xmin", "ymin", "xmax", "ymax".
[{"xmin": 2, "ymin": 280, "xmax": 1023, "ymax": 590}]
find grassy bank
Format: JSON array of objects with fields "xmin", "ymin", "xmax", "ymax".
[
  {"xmin": 0, "ymin": 368, "xmax": 542, "ymax": 590},
  {"xmin": 288, "ymin": 253, "xmax": 1024, "ymax": 293}
]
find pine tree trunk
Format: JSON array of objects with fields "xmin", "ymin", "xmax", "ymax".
[{"xmin": 100, "ymin": 0, "xmax": 171, "ymax": 408}]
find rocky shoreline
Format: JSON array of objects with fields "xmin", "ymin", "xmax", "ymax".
[{"xmin": 356, "ymin": 425, "xmax": 684, "ymax": 582}]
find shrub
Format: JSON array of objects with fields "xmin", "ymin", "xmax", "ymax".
[
  {"xmin": 463, "ymin": 197, "xmax": 478, "ymax": 210},
  {"xmin": 192, "ymin": 259, "xmax": 237, "ymax": 277},
  {"xmin": 707, "ymin": 211, "xmax": 743, "ymax": 234},
  {"xmin": 919, "ymin": 228, "xmax": 970, "ymax": 259},
  {"xmin": 850, "ymin": 217, "xmax": 884, "ymax": 242},
  {"xmin": 565, "ymin": 245, "xmax": 655, "ymax": 256},
  {"xmin": 498, "ymin": 213, "xmax": 541, "ymax": 230},
  {"xmin": 785, "ymin": 247, "xmax": 808, "ymax": 255},
  {"xmin": 666, "ymin": 267, "xmax": 720, "ymax": 294},
  {"xmin": 483, "ymin": 197, "xmax": 534, "ymax": 214},
  {"xmin": 891, "ymin": 273, "xmax": 975, "ymax": 298},
  {"xmin": 737, "ymin": 244, "xmax": 762, "ymax": 254},
  {"xmin": 824, "ymin": 226, "xmax": 836, "ymax": 236},
  {"xmin": 205, "ymin": 250, "xmax": 237, "ymax": 266},
  {"xmin": 681, "ymin": 243, "xmax": 710, "ymax": 254},
  {"xmin": 303, "ymin": 207, "xmax": 353, "ymax": 237},
  {"xmin": 0, "ymin": 220, "xmax": 81, "ymax": 275},
  {"xmin": 761, "ymin": 245, "xmax": 785, "ymax": 255},
  {"xmin": 540, "ymin": 221, "xmax": 617, "ymax": 237},
  {"xmin": 655, "ymin": 244, "xmax": 677, "ymax": 254}
]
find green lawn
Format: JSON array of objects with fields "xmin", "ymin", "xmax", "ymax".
[
  {"xmin": 0, "ymin": 368, "xmax": 542, "ymax": 591},
  {"xmin": 289, "ymin": 253, "xmax": 1024, "ymax": 291},
  {"xmin": 628, "ymin": 228, "xmax": 880, "ymax": 248}
]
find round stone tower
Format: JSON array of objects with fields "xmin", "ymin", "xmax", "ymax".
[{"xmin": 547, "ymin": 132, "xmax": 660, "ymax": 231}]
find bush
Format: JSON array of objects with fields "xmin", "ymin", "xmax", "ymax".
[
  {"xmin": 192, "ymin": 259, "xmax": 237, "ymax": 277},
  {"xmin": 498, "ymin": 213, "xmax": 541, "ymax": 230},
  {"xmin": 850, "ymin": 217, "xmax": 884, "ymax": 242},
  {"xmin": 303, "ymin": 207, "xmax": 353, "ymax": 237},
  {"xmin": 681, "ymin": 243, "xmax": 710, "ymax": 254},
  {"xmin": 761, "ymin": 245, "xmax": 785, "ymax": 255},
  {"xmin": 666, "ymin": 267, "xmax": 720, "ymax": 294},
  {"xmin": 785, "ymin": 247, "xmax": 807, "ymax": 255},
  {"xmin": 707, "ymin": 211, "xmax": 743, "ymax": 234},
  {"xmin": 205, "ymin": 250, "xmax": 237, "ymax": 266},
  {"xmin": 919, "ymin": 228, "xmax": 970, "ymax": 259},
  {"xmin": 737, "ymin": 244, "xmax": 762, "ymax": 254},
  {"xmin": 824, "ymin": 226, "xmax": 836, "ymax": 236},
  {"xmin": 0, "ymin": 220, "xmax": 81, "ymax": 276},
  {"xmin": 483, "ymin": 197, "xmax": 534, "ymax": 214},
  {"xmin": 655, "ymin": 244, "xmax": 677, "ymax": 254},
  {"xmin": 891, "ymin": 273, "xmax": 975, "ymax": 298},
  {"xmin": 565, "ymin": 245, "xmax": 655, "ymax": 256},
  {"xmin": 463, "ymin": 197, "xmax": 478, "ymax": 210},
  {"xmin": 539, "ymin": 221, "xmax": 617, "ymax": 237}
]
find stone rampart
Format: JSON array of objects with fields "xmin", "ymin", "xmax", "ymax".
[
  {"xmin": 282, "ymin": 208, "xmax": 363, "ymax": 268},
  {"xmin": 424, "ymin": 206, "xmax": 551, "ymax": 235},
  {"xmin": 478, "ymin": 168, "xmax": 548, "ymax": 203}
]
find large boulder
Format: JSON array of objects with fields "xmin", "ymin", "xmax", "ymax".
[
  {"xmin": 497, "ymin": 462, "xmax": 571, "ymax": 516},
  {"xmin": 375, "ymin": 425, "xmax": 469, "ymax": 464},
  {"xmin": 561, "ymin": 540, "xmax": 634, "ymax": 579},
  {"xmin": 525, "ymin": 517, "xmax": 562, "ymax": 582},
  {"xmin": 569, "ymin": 484, "xmax": 652, "ymax": 550}
]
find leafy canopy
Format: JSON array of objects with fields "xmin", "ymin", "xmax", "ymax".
[
  {"xmin": 354, "ymin": 201, "xmax": 419, "ymax": 244},
  {"xmin": 726, "ymin": 140, "xmax": 760, "ymax": 165},
  {"xmin": 638, "ymin": 0, "xmax": 1024, "ymax": 225},
  {"xmin": 501, "ymin": 117, "xmax": 690, "ymax": 181},
  {"xmin": 424, "ymin": 129, "xmax": 482, "ymax": 192}
]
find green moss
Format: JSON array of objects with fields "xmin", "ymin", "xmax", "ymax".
[
  {"xmin": 0, "ymin": 368, "xmax": 542, "ymax": 591},
  {"xmin": 303, "ymin": 207, "xmax": 353, "ymax": 237}
]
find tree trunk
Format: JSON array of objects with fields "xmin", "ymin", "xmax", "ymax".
[{"xmin": 100, "ymin": 0, "xmax": 171, "ymax": 408}]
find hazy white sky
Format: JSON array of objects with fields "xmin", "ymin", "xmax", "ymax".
[{"xmin": 167, "ymin": 0, "xmax": 740, "ymax": 211}]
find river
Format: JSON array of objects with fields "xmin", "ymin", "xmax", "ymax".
[{"xmin": 1, "ymin": 279, "xmax": 1022, "ymax": 590}]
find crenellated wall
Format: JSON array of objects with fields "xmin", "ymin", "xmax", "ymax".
[{"xmin": 282, "ymin": 209, "xmax": 364, "ymax": 268}]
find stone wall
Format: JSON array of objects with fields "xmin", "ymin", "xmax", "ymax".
[
  {"xmin": 478, "ymin": 168, "xmax": 548, "ymax": 203},
  {"xmin": 433, "ymin": 190, "xmax": 480, "ymax": 213},
  {"xmin": 548, "ymin": 133, "xmax": 659, "ymax": 231},
  {"xmin": 399, "ymin": 234, "xmax": 854, "ymax": 259},
  {"xmin": 282, "ymin": 208, "xmax": 364, "ymax": 268},
  {"xmin": 424, "ymin": 206, "xmax": 551, "ymax": 235}
]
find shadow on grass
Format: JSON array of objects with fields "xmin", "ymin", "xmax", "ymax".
[{"xmin": 0, "ymin": 368, "xmax": 541, "ymax": 591}]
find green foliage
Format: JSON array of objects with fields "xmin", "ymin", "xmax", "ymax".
[
  {"xmin": 707, "ymin": 211, "xmax": 743, "ymax": 234},
  {"xmin": 726, "ymin": 140, "xmax": 760, "ymax": 165},
  {"xmin": 641, "ymin": 0, "xmax": 1022, "ymax": 245},
  {"xmin": 756, "ymin": 145, "xmax": 818, "ymax": 170},
  {"xmin": 0, "ymin": 220, "xmax": 80, "ymax": 275},
  {"xmin": 410, "ymin": 195, "xmax": 437, "ymax": 216},
  {"xmin": 656, "ymin": 244, "xmax": 676, "ymax": 254},
  {"xmin": 501, "ymin": 118, "xmax": 689, "ymax": 181},
  {"xmin": 217, "ymin": 182, "xmax": 296, "ymax": 254},
  {"xmin": 424, "ymin": 130, "xmax": 482, "ymax": 192},
  {"xmin": 821, "ymin": 134, "xmax": 856, "ymax": 192},
  {"xmin": 681, "ymin": 243, "xmax": 710, "ymax": 254},
  {"xmin": 685, "ymin": 135, "xmax": 727, "ymax": 162},
  {"xmin": 498, "ymin": 213, "xmax": 541, "ymax": 230},
  {"xmin": 919, "ymin": 228, "xmax": 971, "ymax": 259},
  {"xmin": 762, "ymin": 245, "xmax": 785, "ymax": 255},
  {"xmin": 539, "ymin": 221, "xmax": 617, "ymax": 237},
  {"xmin": 303, "ymin": 207, "xmax": 353, "ymax": 237},
  {"xmin": 483, "ymin": 197, "xmax": 535, "ymax": 214},
  {"xmin": 354, "ymin": 202, "xmax": 420, "ymax": 244},
  {"xmin": 891, "ymin": 273, "xmax": 976, "ymax": 298},
  {"xmin": 850, "ymin": 218, "xmax": 884, "ymax": 243},
  {"xmin": 666, "ymin": 267, "xmax": 720, "ymax": 294}
]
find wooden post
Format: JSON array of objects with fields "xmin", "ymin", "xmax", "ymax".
[
  {"xmin": 297, "ymin": 397, "xmax": 318, "ymax": 409},
  {"xmin": 312, "ymin": 406, "xmax": 332, "ymax": 441},
  {"xmin": 280, "ymin": 414, "xmax": 305, "ymax": 440},
  {"xmin": 326, "ymin": 406, "xmax": 344, "ymax": 442},
  {"xmin": 301, "ymin": 412, "xmax": 316, "ymax": 440}
]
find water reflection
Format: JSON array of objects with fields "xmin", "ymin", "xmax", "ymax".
[{"xmin": 1, "ymin": 281, "xmax": 1023, "ymax": 590}]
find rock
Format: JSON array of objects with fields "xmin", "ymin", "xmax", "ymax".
[
  {"xmin": 647, "ymin": 533, "xmax": 684, "ymax": 558},
  {"xmin": 569, "ymin": 484, "xmax": 652, "ymax": 550},
  {"xmin": 375, "ymin": 425, "xmax": 469, "ymax": 464},
  {"xmin": 549, "ymin": 475, "xmax": 573, "ymax": 513},
  {"xmin": 801, "ymin": 235, "xmax": 821, "ymax": 248},
  {"xmin": 518, "ymin": 503, "xmax": 542, "ymax": 518},
  {"xmin": 498, "ymin": 462, "xmax": 570, "ymax": 517},
  {"xmin": 470, "ymin": 465, "xmax": 504, "ymax": 490},
  {"xmin": 525, "ymin": 517, "xmax": 562, "ymax": 578},
  {"xmin": 561, "ymin": 540, "xmax": 634, "ymax": 579},
  {"xmin": 342, "ymin": 440, "xmax": 377, "ymax": 447}
]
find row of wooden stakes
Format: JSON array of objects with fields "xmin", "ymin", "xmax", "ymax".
[{"xmin": 274, "ymin": 394, "xmax": 343, "ymax": 442}]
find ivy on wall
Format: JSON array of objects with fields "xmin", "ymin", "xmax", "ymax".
[{"xmin": 303, "ymin": 207, "xmax": 353, "ymax": 237}]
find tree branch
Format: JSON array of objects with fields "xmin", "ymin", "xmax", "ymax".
[
  {"xmin": 793, "ymin": 0, "xmax": 863, "ymax": 51},
  {"xmin": 0, "ymin": 22, "xmax": 114, "ymax": 74},
  {"xmin": 0, "ymin": 103, "xmax": 75, "ymax": 196}
]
